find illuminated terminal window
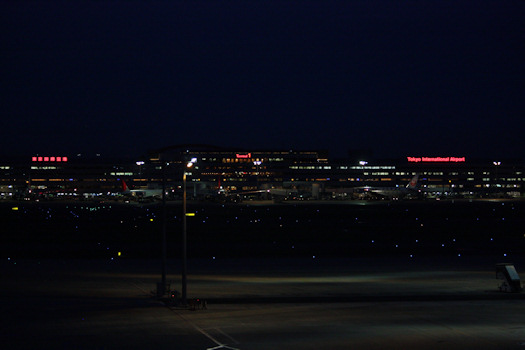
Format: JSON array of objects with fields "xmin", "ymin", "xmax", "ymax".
[
  {"xmin": 110, "ymin": 172, "xmax": 134, "ymax": 176},
  {"xmin": 350, "ymin": 166, "xmax": 395, "ymax": 170},
  {"xmin": 289, "ymin": 166, "xmax": 323, "ymax": 170}
]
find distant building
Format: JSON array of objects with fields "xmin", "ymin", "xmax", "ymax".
[{"xmin": 0, "ymin": 147, "xmax": 523, "ymax": 199}]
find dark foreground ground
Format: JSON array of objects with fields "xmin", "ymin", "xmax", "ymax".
[
  {"xmin": 2, "ymin": 199, "xmax": 525, "ymax": 348},
  {"xmin": 2, "ymin": 256, "xmax": 525, "ymax": 349}
]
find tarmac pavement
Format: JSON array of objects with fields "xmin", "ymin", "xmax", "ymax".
[{"xmin": 2, "ymin": 256, "xmax": 525, "ymax": 349}]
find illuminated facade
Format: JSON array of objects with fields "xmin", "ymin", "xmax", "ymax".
[
  {"xmin": 0, "ymin": 155, "xmax": 130, "ymax": 198},
  {"xmin": 0, "ymin": 148, "xmax": 524, "ymax": 199},
  {"xmin": 147, "ymin": 145, "xmax": 329, "ymax": 193}
]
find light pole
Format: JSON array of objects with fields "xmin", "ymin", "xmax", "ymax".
[
  {"xmin": 157, "ymin": 161, "xmax": 168, "ymax": 297},
  {"xmin": 182, "ymin": 157, "xmax": 197, "ymax": 305},
  {"xmin": 493, "ymin": 161, "xmax": 501, "ymax": 194},
  {"xmin": 254, "ymin": 160, "xmax": 262, "ymax": 190},
  {"xmin": 136, "ymin": 161, "xmax": 144, "ymax": 181}
]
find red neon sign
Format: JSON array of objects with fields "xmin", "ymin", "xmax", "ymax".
[
  {"xmin": 407, "ymin": 157, "xmax": 465, "ymax": 163},
  {"xmin": 236, "ymin": 153, "xmax": 252, "ymax": 159},
  {"xmin": 32, "ymin": 156, "xmax": 68, "ymax": 162}
]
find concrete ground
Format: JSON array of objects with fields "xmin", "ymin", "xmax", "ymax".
[{"xmin": 1, "ymin": 256, "xmax": 525, "ymax": 349}]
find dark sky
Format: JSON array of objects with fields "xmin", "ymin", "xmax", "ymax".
[{"xmin": 2, "ymin": 0, "xmax": 524, "ymax": 160}]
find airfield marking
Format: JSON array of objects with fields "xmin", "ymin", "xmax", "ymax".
[
  {"xmin": 167, "ymin": 306, "xmax": 242, "ymax": 350},
  {"xmin": 130, "ymin": 281, "xmax": 150, "ymax": 295},
  {"xmin": 126, "ymin": 278, "xmax": 241, "ymax": 348},
  {"xmin": 203, "ymin": 327, "xmax": 240, "ymax": 346}
]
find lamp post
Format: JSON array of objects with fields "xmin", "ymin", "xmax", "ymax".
[
  {"xmin": 157, "ymin": 161, "xmax": 168, "ymax": 297},
  {"xmin": 254, "ymin": 160, "xmax": 262, "ymax": 190},
  {"xmin": 493, "ymin": 161, "xmax": 501, "ymax": 192},
  {"xmin": 182, "ymin": 157, "xmax": 197, "ymax": 305},
  {"xmin": 136, "ymin": 161, "xmax": 144, "ymax": 181}
]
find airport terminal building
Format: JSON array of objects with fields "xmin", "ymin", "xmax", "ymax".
[{"xmin": 1, "ymin": 145, "xmax": 524, "ymax": 199}]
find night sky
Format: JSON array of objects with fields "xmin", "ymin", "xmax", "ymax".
[{"xmin": 2, "ymin": 1, "xmax": 524, "ymax": 160}]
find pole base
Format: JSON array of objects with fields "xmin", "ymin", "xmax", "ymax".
[{"xmin": 156, "ymin": 282, "xmax": 170, "ymax": 297}]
